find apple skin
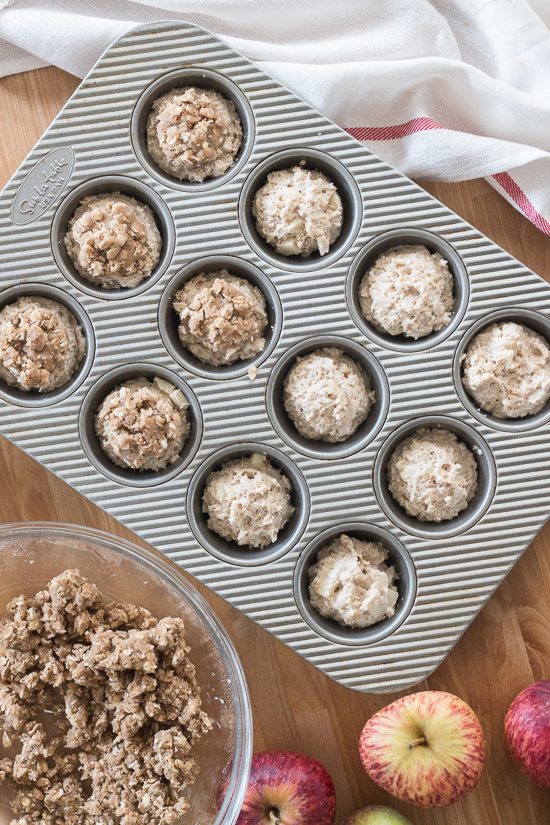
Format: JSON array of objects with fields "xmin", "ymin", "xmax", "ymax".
[
  {"xmin": 359, "ymin": 690, "xmax": 485, "ymax": 807},
  {"xmin": 236, "ymin": 750, "xmax": 336, "ymax": 825},
  {"xmin": 504, "ymin": 680, "xmax": 550, "ymax": 787},
  {"xmin": 342, "ymin": 805, "xmax": 413, "ymax": 824}
]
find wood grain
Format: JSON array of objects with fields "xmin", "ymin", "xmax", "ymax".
[{"xmin": 0, "ymin": 66, "xmax": 549, "ymax": 824}]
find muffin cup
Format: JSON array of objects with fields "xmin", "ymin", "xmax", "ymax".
[
  {"xmin": 266, "ymin": 334, "xmax": 389, "ymax": 460},
  {"xmin": 454, "ymin": 307, "xmax": 550, "ymax": 433},
  {"xmin": 51, "ymin": 175, "xmax": 175, "ymax": 300},
  {"xmin": 131, "ymin": 67, "xmax": 255, "ymax": 191},
  {"xmin": 373, "ymin": 415, "xmax": 497, "ymax": 539},
  {"xmin": 294, "ymin": 522, "xmax": 416, "ymax": 646},
  {"xmin": 79, "ymin": 362, "xmax": 202, "ymax": 488},
  {"xmin": 187, "ymin": 442, "xmax": 310, "ymax": 567},
  {"xmin": 238, "ymin": 148, "xmax": 363, "ymax": 272},
  {"xmin": 0, "ymin": 283, "xmax": 95, "ymax": 408},
  {"xmin": 158, "ymin": 255, "xmax": 283, "ymax": 380},
  {"xmin": 346, "ymin": 228, "xmax": 470, "ymax": 352}
]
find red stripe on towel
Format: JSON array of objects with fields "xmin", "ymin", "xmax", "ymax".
[
  {"xmin": 493, "ymin": 171, "xmax": 550, "ymax": 236},
  {"xmin": 346, "ymin": 117, "xmax": 444, "ymax": 141},
  {"xmin": 346, "ymin": 120, "xmax": 550, "ymax": 236}
]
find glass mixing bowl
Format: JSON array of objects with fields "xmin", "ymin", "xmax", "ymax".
[{"xmin": 0, "ymin": 522, "xmax": 252, "ymax": 825}]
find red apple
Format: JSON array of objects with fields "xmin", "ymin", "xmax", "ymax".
[
  {"xmin": 343, "ymin": 805, "xmax": 412, "ymax": 824},
  {"xmin": 236, "ymin": 750, "xmax": 336, "ymax": 825},
  {"xmin": 359, "ymin": 690, "xmax": 485, "ymax": 807},
  {"xmin": 504, "ymin": 679, "xmax": 550, "ymax": 787}
]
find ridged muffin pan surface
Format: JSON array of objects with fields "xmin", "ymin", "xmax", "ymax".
[{"xmin": 1, "ymin": 21, "xmax": 549, "ymax": 693}]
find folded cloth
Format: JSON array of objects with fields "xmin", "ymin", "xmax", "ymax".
[{"xmin": 1, "ymin": 0, "xmax": 550, "ymax": 235}]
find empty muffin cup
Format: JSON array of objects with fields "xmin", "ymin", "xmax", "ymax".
[
  {"xmin": 374, "ymin": 415, "xmax": 496, "ymax": 539},
  {"xmin": 266, "ymin": 335, "xmax": 389, "ymax": 459},
  {"xmin": 239, "ymin": 149, "xmax": 363, "ymax": 272},
  {"xmin": 51, "ymin": 176, "xmax": 175, "ymax": 300},
  {"xmin": 0, "ymin": 283, "xmax": 95, "ymax": 408},
  {"xmin": 294, "ymin": 522, "xmax": 416, "ymax": 646},
  {"xmin": 159, "ymin": 256, "xmax": 282, "ymax": 380},
  {"xmin": 79, "ymin": 363, "xmax": 202, "ymax": 488},
  {"xmin": 346, "ymin": 228, "xmax": 470, "ymax": 352},
  {"xmin": 187, "ymin": 442, "xmax": 310, "ymax": 567},
  {"xmin": 454, "ymin": 307, "xmax": 550, "ymax": 433},
  {"xmin": 131, "ymin": 67, "xmax": 255, "ymax": 191}
]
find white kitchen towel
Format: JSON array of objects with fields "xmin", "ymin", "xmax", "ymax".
[{"xmin": 1, "ymin": 0, "xmax": 550, "ymax": 235}]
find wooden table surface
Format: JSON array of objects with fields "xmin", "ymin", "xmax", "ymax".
[{"xmin": 0, "ymin": 67, "xmax": 549, "ymax": 825}]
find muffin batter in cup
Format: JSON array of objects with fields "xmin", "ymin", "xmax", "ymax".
[
  {"xmin": 202, "ymin": 453, "xmax": 293, "ymax": 549},
  {"xmin": 0, "ymin": 295, "xmax": 85, "ymax": 393},
  {"xmin": 360, "ymin": 244, "xmax": 453, "ymax": 339},
  {"xmin": 95, "ymin": 377, "xmax": 189, "ymax": 472},
  {"xmin": 65, "ymin": 192, "xmax": 162, "ymax": 290},
  {"xmin": 461, "ymin": 321, "xmax": 550, "ymax": 419},
  {"xmin": 146, "ymin": 86, "xmax": 243, "ymax": 182},
  {"xmin": 283, "ymin": 347, "xmax": 374, "ymax": 443},
  {"xmin": 308, "ymin": 533, "xmax": 399, "ymax": 629},
  {"xmin": 173, "ymin": 270, "xmax": 268, "ymax": 366},
  {"xmin": 253, "ymin": 164, "xmax": 343, "ymax": 257},
  {"xmin": 388, "ymin": 427, "xmax": 478, "ymax": 522}
]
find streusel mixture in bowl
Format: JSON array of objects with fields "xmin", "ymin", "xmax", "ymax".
[{"xmin": 0, "ymin": 524, "xmax": 252, "ymax": 825}]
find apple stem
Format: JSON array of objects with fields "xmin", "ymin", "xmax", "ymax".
[
  {"xmin": 268, "ymin": 811, "xmax": 282, "ymax": 825},
  {"xmin": 408, "ymin": 736, "xmax": 427, "ymax": 750}
]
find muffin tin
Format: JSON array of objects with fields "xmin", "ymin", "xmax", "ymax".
[{"xmin": 1, "ymin": 20, "xmax": 549, "ymax": 693}]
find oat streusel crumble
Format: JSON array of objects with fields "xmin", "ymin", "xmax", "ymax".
[{"xmin": 0, "ymin": 569, "xmax": 212, "ymax": 825}]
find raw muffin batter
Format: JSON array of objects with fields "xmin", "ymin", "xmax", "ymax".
[
  {"xmin": 96, "ymin": 376, "xmax": 189, "ymax": 471},
  {"xmin": 65, "ymin": 192, "xmax": 161, "ymax": 289},
  {"xmin": 252, "ymin": 165, "xmax": 343, "ymax": 257},
  {"xmin": 388, "ymin": 427, "xmax": 478, "ymax": 522},
  {"xmin": 308, "ymin": 533, "xmax": 399, "ymax": 629},
  {"xmin": 359, "ymin": 244, "xmax": 453, "ymax": 339},
  {"xmin": 202, "ymin": 453, "xmax": 294, "ymax": 549},
  {"xmin": 283, "ymin": 347, "xmax": 374, "ymax": 443},
  {"xmin": 0, "ymin": 569, "xmax": 212, "ymax": 825},
  {"xmin": 462, "ymin": 321, "xmax": 550, "ymax": 418},
  {"xmin": 173, "ymin": 271, "xmax": 268, "ymax": 366},
  {"xmin": 146, "ymin": 86, "xmax": 243, "ymax": 182},
  {"xmin": 0, "ymin": 295, "xmax": 85, "ymax": 392}
]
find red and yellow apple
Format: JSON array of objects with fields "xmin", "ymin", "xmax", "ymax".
[
  {"xmin": 504, "ymin": 679, "xmax": 550, "ymax": 787},
  {"xmin": 359, "ymin": 690, "xmax": 485, "ymax": 807},
  {"xmin": 236, "ymin": 750, "xmax": 336, "ymax": 824},
  {"xmin": 343, "ymin": 805, "xmax": 412, "ymax": 824}
]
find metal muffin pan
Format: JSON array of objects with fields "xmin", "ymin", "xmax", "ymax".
[{"xmin": 0, "ymin": 20, "xmax": 549, "ymax": 693}]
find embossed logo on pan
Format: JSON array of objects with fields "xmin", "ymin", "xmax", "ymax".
[{"xmin": 11, "ymin": 148, "xmax": 75, "ymax": 226}]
